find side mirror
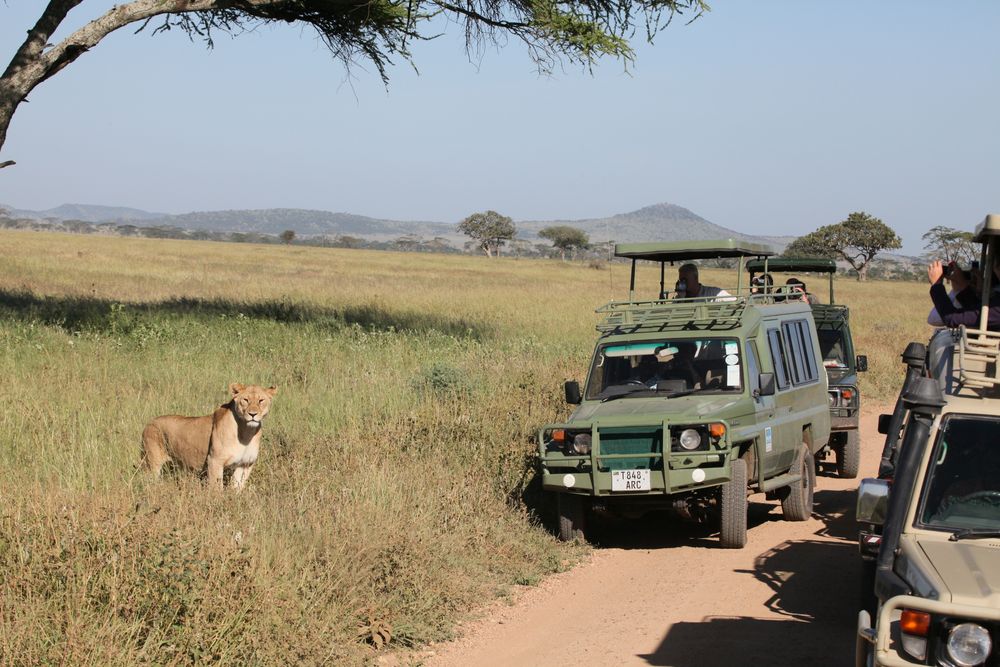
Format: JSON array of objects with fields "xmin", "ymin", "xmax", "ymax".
[
  {"xmin": 856, "ymin": 355, "xmax": 869, "ymax": 372},
  {"xmin": 756, "ymin": 373, "xmax": 775, "ymax": 397},
  {"xmin": 877, "ymin": 413, "xmax": 893, "ymax": 435},
  {"xmin": 856, "ymin": 478, "xmax": 891, "ymax": 525},
  {"xmin": 564, "ymin": 380, "xmax": 582, "ymax": 405}
]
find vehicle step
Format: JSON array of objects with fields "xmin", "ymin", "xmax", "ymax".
[{"xmin": 759, "ymin": 471, "xmax": 803, "ymax": 492}]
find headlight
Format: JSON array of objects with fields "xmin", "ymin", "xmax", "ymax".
[
  {"xmin": 828, "ymin": 391, "xmax": 838, "ymax": 407},
  {"xmin": 572, "ymin": 433, "xmax": 592, "ymax": 455},
  {"xmin": 947, "ymin": 623, "xmax": 992, "ymax": 667},
  {"xmin": 679, "ymin": 428, "xmax": 702, "ymax": 451}
]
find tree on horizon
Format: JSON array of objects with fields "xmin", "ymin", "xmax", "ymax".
[{"xmin": 784, "ymin": 211, "xmax": 901, "ymax": 281}]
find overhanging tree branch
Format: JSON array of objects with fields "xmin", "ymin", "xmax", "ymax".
[{"xmin": 1, "ymin": 0, "xmax": 708, "ymax": 165}]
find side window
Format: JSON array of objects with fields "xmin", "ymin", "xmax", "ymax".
[
  {"xmin": 778, "ymin": 319, "xmax": 820, "ymax": 387},
  {"xmin": 796, "ymin": 321, "xmax": 819, "ymax": 383},
  {"xmin": 767, "ymin": 328, "xmax": 790, "ymax": 390},
  {"xmin": 781, "ymin": 322, "xmax": 804, "ymax": 385},
  {"xmin": 745, "ymin": 339, "xmax": 761, "ymax": 393}
]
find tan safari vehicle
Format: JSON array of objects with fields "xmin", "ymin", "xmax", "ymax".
[{"xmin": 855, "ymin": 215, "xmax": 1000, "ymax": 667}]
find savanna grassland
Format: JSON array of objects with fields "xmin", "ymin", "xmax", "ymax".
[{"xmin": 0, "ymin": 230, "xmax": 929, "ymax": 665}]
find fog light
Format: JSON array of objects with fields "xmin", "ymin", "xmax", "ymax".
[
  {"xmin": 947, "ymin": 623, "xmax": 992, "ymax": 667},
  {"xmin": 679, "ymin": 428, "xmax": 702, "ymax": 451},
  {"xmin": 572, "ymin": 433, "xmax": 592, "ymax": 455}
]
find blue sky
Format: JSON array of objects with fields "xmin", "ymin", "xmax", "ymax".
[{"xmin": 1, "ymin": 1, "xmax": 998, "ymax": 254}]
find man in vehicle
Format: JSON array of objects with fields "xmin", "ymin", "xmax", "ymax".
[
  {"xmin": 676, "ymin": 263, "xmax": 731, "ymax": 300},
  {"xmin": 785, "ymin": 277, "xmax": 819, "ymax": 304},
  {"xmin": 927, "ymin": 259, "xmax": 1000, "ymax": 330}
]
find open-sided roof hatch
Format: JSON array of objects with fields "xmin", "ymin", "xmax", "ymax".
[
  {"xmin": 614, "ymin": 239, "xmax": 775, "ymax": 262},
  {"xmin": 745, "ymin": 257, "xmax": 837, "ymax": 274}
]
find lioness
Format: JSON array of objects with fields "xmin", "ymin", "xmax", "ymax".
[{"xmin": 141, "ymin": 383, "xmax": 277, "ymax": 490}]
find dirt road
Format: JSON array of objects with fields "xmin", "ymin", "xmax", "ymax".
[{"xmin": 424, "ymin": 408, "xmax": 884, "ymax": 667}]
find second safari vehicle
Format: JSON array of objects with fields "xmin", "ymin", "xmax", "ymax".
[{"xmin": 539, "ymin": 240, "xmax": 831, "ymax": 548}]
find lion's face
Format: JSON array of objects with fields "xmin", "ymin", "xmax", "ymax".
[{"xmin": 229, "ymin": 383, "xmax": 278, "ymax": 428}]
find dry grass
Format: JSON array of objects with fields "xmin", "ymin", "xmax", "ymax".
[{"xmin": 0, "ymin": 231, "xmax": 929, "ymax": 664}]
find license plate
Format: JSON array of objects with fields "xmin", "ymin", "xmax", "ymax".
[{"xmin": 612, "ymin": 469, "xmax": 650, "ymax": 492}]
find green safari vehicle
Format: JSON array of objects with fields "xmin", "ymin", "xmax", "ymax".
[
  {"xmin": 539, "ymin": 240, "xmax": 831, "ymax": 548},
  {"xmin": 747, "ymin": 257, "xmax": 868, "ymax": 478}
]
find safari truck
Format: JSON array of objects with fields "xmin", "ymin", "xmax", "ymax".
[
  {"xmin": 856, "ymin": 214, "xmax": 1000, "ymax": 667},
  {"xmin": 747, "ymin": 257, "xmax": 868, "ymax": 478},
  {"xmin": 538, "ymin": 240, "xmax": 831, "ymax": 548}
]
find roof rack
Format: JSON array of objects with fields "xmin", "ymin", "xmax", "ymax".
[
  {"xmin": 957, "ymin": 326, "xmax": 1000, "ymax": 389},
  {"xmin": 596, "ymin": 296, "xmax": 749, "ymax": 334},
  {"xmin": 811, "ymin": 303, "xmax": 849, "ymax": 323}
]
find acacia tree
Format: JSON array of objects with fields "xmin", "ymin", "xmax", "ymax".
[
  {"xmin": 458, "ymin": 210, "xmax": 515, "ymax": 257},
  {"xmin": 922, "ymin": 225, "xmax": 977, "ymax": 265},
  {"xmin": 280, "ymin": 229, "xmax": 296, "ymax": 244},
  {"xmin": 0, "ymin": 1, "xmax": 707, "ymax": 168},
  {"xmin": 538, "ymin": 225, "xmax": 589, "ymax": 260},
  {"xmin": 784, "ymin": 211, "xmax": 901, "ymax": 281}
]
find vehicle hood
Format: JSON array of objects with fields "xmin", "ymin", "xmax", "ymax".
[
  {"xmin": 569, "ymin": 395, "xmax": 751, "ymax": 424},
  {"xmin": 918, "ymin": 537, "xmax": 1000, "ymax": 607},
  {"xmin": 826, "ymin": 369, "xmax": 857, "ymax": 386}
]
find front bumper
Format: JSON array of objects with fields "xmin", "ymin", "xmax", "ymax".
[
  {"xmin": 539, "ymin": 421, "xmax": 731, "ymax": 497},
  {"xmin": 857, "ymin": 594, "xmax": 1000, "ymax": 667}
]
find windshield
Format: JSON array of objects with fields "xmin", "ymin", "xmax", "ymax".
[
  {"xmin": 817, "ymin": 328, "xmax": 849, "ymax": 369},
  {"xmin": 918, "ymin": 415, "xmax": 1000, "ymax": 532},
  {"xmin": 585, "ymin": 338, "xmax": 744, "ymax": 401}
]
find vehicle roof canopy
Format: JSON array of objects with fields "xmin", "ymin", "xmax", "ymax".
[
  {"xmin": 614, "ymin": 239, "xmax": 775, "ymax": 262},
  {"xmin": 972, "ymin": 214, "xmax": 1000, "ymax": 243},
  {"xmin": 745, "ymin": 257, "xmax": 837, "ymax": 274}
]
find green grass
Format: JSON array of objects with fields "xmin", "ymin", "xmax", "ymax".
[{"xmin": 0, "ymin": 231, "xmax": 930, "ymax": 664}]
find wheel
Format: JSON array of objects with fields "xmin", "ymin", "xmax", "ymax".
[
  {"xmin": 837, "ymin": 430, "xmax": 861, "ymax": 479},
  {"xmin": 781, "ymin": 443, "xmax": 815, "ymax": 521},
  {"xmin": 719, "ymin": 458, "xmax": 748, "ymax": 548},
  {"xmin": 557, "ymin": 493, "xmax": 587, "ymax": 542}
]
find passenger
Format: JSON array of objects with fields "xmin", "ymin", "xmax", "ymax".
[
  {"xmin": 750, "ymin": 273, "xmax": 773, "ymax": 296},
  {"xmin": 658, "ymin": 343, "xmax": 700, "ymax": 389},
  {"xmin": 927, "ymin": 260, "xmax": 1000, "ymax": 330},
  {"xmin": 928, "ymin": 262, "xmax": 975, "ymax": 326},
  {"xmin": 785, "ymin": 278, "xmax": 819, "ymax": 305},
  {"xmin": 675, "ymin": 263, "xmax": 732, "ymax": 301}
]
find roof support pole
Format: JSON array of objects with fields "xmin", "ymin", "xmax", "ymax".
[
  {"xmin": 659, "ymin": 262, "xmax": 665, "ymax": 300},
  {"xmin": 981, "ymin": 238, "xmax": 995, "ymax": 331},
  {"xmin": 629, "ymin": 259, "xmax": 636, "ymax": 302}
]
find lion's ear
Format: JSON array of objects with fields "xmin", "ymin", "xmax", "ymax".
[
  {"xmin": 229, "ymin": 383, "xmax": 245, "ymax": 396},
  {"xmin": 266, "ymin": 386, "xmax": 278, "ymax": 397}
]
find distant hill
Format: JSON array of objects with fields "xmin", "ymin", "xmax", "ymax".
[
  {"xmin": 1, "ymin": 201, "xmax": 789, "ymax": 250},
  {"xmin": 0, "ymin": 202, "xmax": 166, "ymax": 223},
  {"xmin": 518, "ymin": 203, "xmax": 778, "ymax": 247}
]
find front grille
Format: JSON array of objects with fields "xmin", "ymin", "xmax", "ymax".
[{"xmin": 597, "ymin": 426, "xmax": 663, "ymax": 471}]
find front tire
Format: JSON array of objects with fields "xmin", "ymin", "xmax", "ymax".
[
  {"xmin": 720, "ymin": 458, "xmax": 748, "ymax": 548},
  {"xmin": 837, "ymin": 430, "xmax": 862, "ymax": 479},
  {"xmin": 557, "ymin": 493, "xmax": 587, "ymax": 542},
  {"xmin": 781, "ymin": 443, "xmax": 815, "ymax": 521}
]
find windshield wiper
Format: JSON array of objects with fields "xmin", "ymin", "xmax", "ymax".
[
  {"xmin": 949, "ymin": 528, "xmax": 1000, "ymax": 541},
  {"xmin": 601, "ymin": 385, "xmax": 651, "ymax": 402},
  {"xmin": 600, "ymin": 386, "xmax": 699, "ymax": 403}
]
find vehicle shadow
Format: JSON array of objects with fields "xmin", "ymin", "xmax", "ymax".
[
  {"xmin": 588, "ymin": 500, "xmax": 782, "ymax": 550},
  {"xmin": 636, "ymin": 487, "xmax": 862, "ymax": 665},
  {"xmin": 0, "ymin": 288, "xmax": 492, "ymax": 339}
]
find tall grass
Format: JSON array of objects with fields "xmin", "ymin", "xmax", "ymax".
[{"xmin": 0, "ymin": 231, "xmax": 929, "ymax": 664}]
